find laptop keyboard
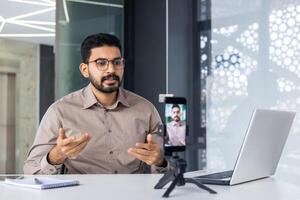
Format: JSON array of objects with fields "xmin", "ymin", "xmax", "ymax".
[{"xmin": 195, "ymin": 170, "xmax": 234, "ymax": 179}]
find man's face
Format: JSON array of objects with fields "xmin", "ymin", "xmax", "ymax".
[
  {"xmin": 86, "ymin": 46, "xmax": 124, "ymax": 93},
  {"xmin": 171, "ymin": 107, "xmax": 181, "ymax": 122}
]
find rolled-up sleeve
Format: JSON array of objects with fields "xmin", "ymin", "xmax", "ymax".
[
  {"xmin": 23, "ymin": 103, "xmax": 62, "ymax": 174},
  {"xmin": 147, "ymin": 104, "xmax": 170, "ymax": 173}
]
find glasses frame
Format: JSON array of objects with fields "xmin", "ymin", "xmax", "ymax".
[{"xmin": 86, "ymin": 57, "xmax": 125, "ymax": 71}]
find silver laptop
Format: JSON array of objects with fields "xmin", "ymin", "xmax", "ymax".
[{"xmin": 195, "ymin": 109, "xmax": 296, "ymax": 185}]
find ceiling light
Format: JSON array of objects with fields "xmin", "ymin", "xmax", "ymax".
[
  {"xmin": 0, "ymin": 33, "xmax": 55, "ymax": 37},
  {"xmin": 11, "ymin": 20, "xmax": 55, "ymax": 26},
  {"xmin": 67, "ymin": 0, "xmax": 123, "ymax": 8},
  {"xmin": 8, "ymin": 0, "xmax": 55, "ymax": 6},
  {"xmin": 0, "ymin": 22, "xmax": 6, "ymax": 32},
  {"xmin": 63, "ymin": 0, "xmax": 70, "ymax": 23},
  {"xmin": 8, "ymin": 20, "xmax": 55, "ymax": 32},
  {"xmin": 9, "ymin": 7, "xmax": 55, "ymax": 21}
]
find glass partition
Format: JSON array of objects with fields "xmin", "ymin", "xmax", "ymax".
[
  {"xmin": 203, "ymin": 0, "xmax": 300, "ymax": 180},
  {"xmin": 56, "ymin": 0, "xmax": 124, "ymax": 98}
]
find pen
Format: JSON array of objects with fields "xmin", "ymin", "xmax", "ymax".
[{"xmin": 34, "ymin": 178, "xmax": 43, "ymax": 184}]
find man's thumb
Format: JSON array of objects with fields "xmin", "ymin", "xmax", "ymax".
[
  {"xmin": 58, "ymin": 128, "xmax": 66, "ymax": 140},
  {"xmin": 147, "ymin": 134, "xmax": 155, "ymax": 144}
]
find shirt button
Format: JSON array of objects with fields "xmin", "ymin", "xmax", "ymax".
[
  {"xmin": 109, "ymin": 151, "xmax": 113, "ymax": 154},
  {"xmin": 114, "ymin": 170, "xmax": 118, "ymax": 174}
]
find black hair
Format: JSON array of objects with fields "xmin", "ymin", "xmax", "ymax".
[
  {"xmin": 80, "ymin": 33, "xmax": 122, "ymax": 63},
  {"xmin": 171, "ymin": 104, "xmax": 180, "ymax": 110}
]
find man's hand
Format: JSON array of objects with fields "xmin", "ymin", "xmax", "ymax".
[
  {"xmin": 48, "ymin": 128, "xmax": 91, "ymax": 165},
  {"xmin": 127, "ymin": 134, "xmax": 164, "ymax": 166}
]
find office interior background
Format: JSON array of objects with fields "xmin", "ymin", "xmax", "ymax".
[{"xmin": 0, "ymin": 0, "xmax": 299, "ymax": 182}]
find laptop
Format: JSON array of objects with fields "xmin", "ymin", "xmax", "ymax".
[{"xmin": 195, "ymin": 109, "xmax": 296, "ymax": 186}]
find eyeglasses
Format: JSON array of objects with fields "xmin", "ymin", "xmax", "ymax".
[{"xmin": 86, "ymin": 58, "xmax": 125, "ymax": 71}]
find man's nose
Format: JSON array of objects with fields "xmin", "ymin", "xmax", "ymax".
[{"xmin": 106, "ymin": 61, "xmax": 116, "ymax": 73}]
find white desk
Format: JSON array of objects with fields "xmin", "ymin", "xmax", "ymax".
[{"xmin": 0, "ymin": 172, "xmax": 300, "ymax": 200}]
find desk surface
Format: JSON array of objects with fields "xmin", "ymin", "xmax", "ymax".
[{"xmin": 0, "ymin": 171, "xmax": 300, "ymax": 200}]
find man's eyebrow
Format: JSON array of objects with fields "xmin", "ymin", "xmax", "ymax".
[{"xmin": 93, "ymin": 57, "xmax": 122, "ymax": 60}]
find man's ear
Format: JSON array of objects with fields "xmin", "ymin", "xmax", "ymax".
[{"xmin": 79, "ymin": 63, "xmax": 89, "ymax": 78}]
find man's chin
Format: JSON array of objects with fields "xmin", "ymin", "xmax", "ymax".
[
  {"xmin": 90, "ymin": 79, "xmax": 121, "ymax": 94},
  {"xmin": 98, "ymin": 86, "xmax": 119, "ymax": 93}
]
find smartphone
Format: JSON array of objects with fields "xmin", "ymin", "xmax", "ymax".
[
  {"xmin": 164, "ymin": 97, "xmax": 187, "ymax": 154},
  {"xmin": 0, "ymin": 175, "xmax": 23, "ymax": 181}
]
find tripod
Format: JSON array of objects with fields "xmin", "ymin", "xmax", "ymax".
[{"xmin": 154, "ymin": 156, "xmax": 217, "ymax": 198}]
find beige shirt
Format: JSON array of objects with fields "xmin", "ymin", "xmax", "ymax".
[
  {"xmin": 24, "ymin": 84, "xmax": 163, "ymax": 174},
  {"xmin": 166, "ymin": 121, "xmax": 186, "ymax": 146}
]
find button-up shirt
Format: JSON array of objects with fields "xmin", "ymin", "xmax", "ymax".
[
  {"xmin": 24, "ymin": 84, "xmax": 163, "ymax": 174},
  {"xmin": 166, "ymin": 121, "xmax": 186, "ymax": 146}
]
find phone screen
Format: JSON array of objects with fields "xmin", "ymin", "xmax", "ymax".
[{"xmin": 164, "ymin": 98, "xmax": 187, "ymax": 149}]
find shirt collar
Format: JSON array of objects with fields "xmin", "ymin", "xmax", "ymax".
[
  {"xmin": 82, "ymin": 83, "xmax": 130, "ymax": 109},
  {"xmin": 82, "ymin": 83, "xmax": 98, "ymax": 109},
  {"xmin": 117, "ymin": 87, "xmax": 130, "ymax": 108}
]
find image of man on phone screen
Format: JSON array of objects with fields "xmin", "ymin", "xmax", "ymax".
[{"xmin": 166, "ymin": 104, "xmax": 186, "ymax": 146}]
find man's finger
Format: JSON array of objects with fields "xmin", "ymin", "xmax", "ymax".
[
  {"xmin": 60, "ymin": 136, "xmax": 76, "ymax": 146},
  {"xmin": 65, "ymin": 140, "xmax": 89, "ymax": 157},
  {"xmin": 135, "ymin": 142, "xmax": 152, "ymax": 150},
  {"xmin": 128, "ymin": 147, "xmax": 151, "ymax": 156},
  {"xmin": 61, "ymin": 133, "xmax": 90, "ymax": 146},
  {"xmin": 127, "ymin": 148, "xmax": 150, "ymax": 163},
  {"xmin": 84, "ymin": 132, "xmax": 92, "ymax": 140},
  {"xmin": 65, "ymin": 136, "xmax": 90, "ymax": 155}
]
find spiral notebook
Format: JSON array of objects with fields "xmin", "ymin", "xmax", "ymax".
[{"xmin": 5, "ymin": 177, "xmax": 80, "ymax": 189}]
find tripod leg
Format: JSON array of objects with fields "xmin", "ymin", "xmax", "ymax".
[
  {"xmin": 163, "ymin": 175, "xmax": 180, "ymax": 198},
  {"xmin": 185, "ymin": 178, "xmax": 217, "ymax": 194},
  {"xmin": 154, "ymin": 171, "xmax": 175, "ymax": 189}
]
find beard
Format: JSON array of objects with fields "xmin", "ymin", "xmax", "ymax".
[
  {"xmin": 89, "ymin": 74, "xmax": 121, "ymax": 93},
  {"xmin": 173, "ymin": 116, "xmax": 181, "ymax": 122}
]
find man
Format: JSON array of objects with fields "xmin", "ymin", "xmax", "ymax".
[
  {"xmin": 166, "ymin": 104, "xmax": 186, "ymax": 146},
  {"xmin": 24, "ymin": 33, "xmax": 166, "ymax": 174}
]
